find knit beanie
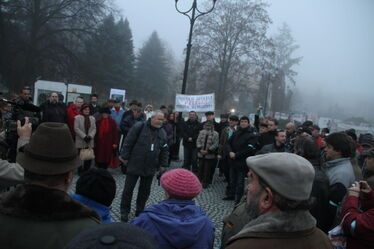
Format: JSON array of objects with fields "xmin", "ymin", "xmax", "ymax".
[
  {"xmin": 161, "ymin": 169, "xmax": 202, "ymax": 199},
  {"xmin": 64, "ymin": 222, "xmax": 158, "ymax": 249},
  {"xmin": 76, "ymin": 168, "xmax": 116, "ymax": 207}
]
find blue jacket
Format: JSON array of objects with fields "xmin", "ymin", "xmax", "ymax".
[
  {"xmin": 72, "ymin": 194, "xmax": 112, "ymax": 223},
  {"xmin": 111, "ymin": 108, "xmax": 125, "ymax": 130},
  {"xmin": 131, "ymin": 199, "xmax": 214, "ymax": 249}
]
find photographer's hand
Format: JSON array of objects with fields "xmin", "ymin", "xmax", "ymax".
[{"xmin": 17, "ymin": 117, "xmax": 32, "ymax": 138}]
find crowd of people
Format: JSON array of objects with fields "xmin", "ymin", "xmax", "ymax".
[{"xmin": 0, "ymin": 86, "xmax": 373, "ymax": 249}]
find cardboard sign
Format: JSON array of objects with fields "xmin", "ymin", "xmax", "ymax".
[
  {"xmin": 175, "ymin": 93, "xmax": 215, "ymax": 112},
  {"xmin": 109, "ymin": 88, "xmax": 126, "ymax": 102}
]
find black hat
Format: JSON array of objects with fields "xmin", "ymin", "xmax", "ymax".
[
  {"xmin": 160, "ymin": 105, "xmax": 167, "ymax": 109},
  {"xmin": 220, "ymin": 114, "xmax": 229, "ymax": 119},
  {"xmin": 312, "ymin": 125, "xmax": 320, "ymax": 131},
  {"xmin": 205, "ymin": 111, "xmax": 214, "ymax": 116},
  {"xmin": 229, "ymin": 115, "xmax": 239, "ymax": 122},
  {"xmin": 76, "ymin": 168, "xmax": 116, "ymax": 207},
  {"xmin": 64, "ymin": 222, "xmax": 158, "ymax": 249},
  {"xmin": 99, "ymin": 107, "xmax": 111, "ymax": 114},
  {"xmin": 259, "ymin": 122, "xmax": 268, "ymax": 128}
]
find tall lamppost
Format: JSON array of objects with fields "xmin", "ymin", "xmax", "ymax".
[{"xmin": 175, "ymin": 0, "xmax": 217, "ymax": 94}]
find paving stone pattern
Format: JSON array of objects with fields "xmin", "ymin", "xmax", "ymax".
[{"xmin": 69, "ymin": 159, "xmax": 236, "ymax": 249}]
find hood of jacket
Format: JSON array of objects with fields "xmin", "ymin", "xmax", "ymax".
[
  {"xmin": 135, "ymin": 199, "xmax": 213, "ymax": 248},
  {"xmin": 324, "ymin": 157, "xmax": 351, "ymax": 169}
]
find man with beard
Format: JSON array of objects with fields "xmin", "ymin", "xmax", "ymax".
[
  {"xmin": 260, "ymin": 130, "xmax": 290, "ymax": 153},
  {"xmin": 40, "ymin": 92, "xmax": 67, "ymax": 123},
  {"xmin": 285, "ymin": 122, "xmax": 296, "ymax": 152},
  {"xmin": 225, "ymin": 153, "xmax": 332, "ymax": 249}
]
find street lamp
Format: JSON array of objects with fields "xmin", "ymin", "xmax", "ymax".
[{"xmin": 175, "ymin": 0, "xmax": 217, "ymax": 94}]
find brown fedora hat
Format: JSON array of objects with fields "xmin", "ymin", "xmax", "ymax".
[{"xmin": 17, "ymin": 122, "xmax": 81, "ymax": 175}]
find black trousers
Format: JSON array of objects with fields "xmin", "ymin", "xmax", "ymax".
[
  {"xmin": 120, "ymin": 174, "xmax": 153, "ymax": 216},
  {"xmin": 182, "ymin": 147, "xmax": 198, "ymax": 173}
]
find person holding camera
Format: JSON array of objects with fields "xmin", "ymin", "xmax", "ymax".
[
  {"xmin": 74, "ymin": 104, "xmax": 96, "ymax": 174},
  {"xmin": 341, "ymin": 181, "xmax": 374, "ymax": 249}
]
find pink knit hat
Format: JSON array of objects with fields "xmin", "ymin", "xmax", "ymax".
[{"xmin": 161, "ymin": 169, "xmax": 202, "ymax": 199}]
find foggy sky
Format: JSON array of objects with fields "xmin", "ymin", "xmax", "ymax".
[{"xmin": 115, "ymin": 0, "xmax": 374, "ymax": 119}]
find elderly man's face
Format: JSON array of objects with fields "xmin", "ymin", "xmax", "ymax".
[
  {"xmin": 75, "ymin": 98, "xmax": 84, "ymax": 108},
  {"xmin": 151, "ymin": 113, "xmax": 165, "ymax": 128},
  {"xmin": 286, "ymin": 124, "xmax": 295, "ymax": 135},
  {"xmin": 50, "ymin": 93, "xmax": 58, "ymax": 103},
  {"xmin": 246, "ymin": 170, "xmax": 264, "ymax": 220}
]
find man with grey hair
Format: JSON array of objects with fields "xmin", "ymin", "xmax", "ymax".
[
  {"xmin": 225, "ymin": 153, "xmax": 332, "ymax": 249},
  {"xmin": 40, "ymin": 92, "xmax": 67, "ymax": 123},
  {"xmin": 120, "ymin": 111, "xmax": 169, "ymax": 222},
  {"xmin": 285, "ymin": 122, "xmax": 296, "ymax": 152}
]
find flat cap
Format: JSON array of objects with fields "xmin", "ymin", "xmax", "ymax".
[{"xmin": 246, "ymin": 153, "xmax": 315, "ymax": 201}]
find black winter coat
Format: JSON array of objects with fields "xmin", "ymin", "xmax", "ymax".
[
  {"xmin": 121, "ymin": 120, "xmax": 169, "ymax": 177},
  {"xmin": 257, "ymin": 130, "xmax": 276, "ymax": 149},
  {"xmin": 227, "ymin": 127, "xmax": 258, "ymax": 170},
  {"xmin": 120, "ymin": 113, "xmax": 144, "ymax": 137},
  {"xmin": 40, "ymin": 101, "xmax": 67, "ymax": 123},
  {"xmin": 181, "ymin": 119, "xmax": 201, "ymax": 148}
]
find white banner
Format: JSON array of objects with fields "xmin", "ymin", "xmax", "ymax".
[
  {"xmin": 109, "ymin": 88, "xmax": 126, "ymax": 102},
  {"xmin": 175, "ymin": 93, "xmax": 215, "ymax": 112}
]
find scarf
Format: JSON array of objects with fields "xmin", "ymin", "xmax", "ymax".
[
  {"xmin": 98, "ymin": 118, "xmax": 110, "ymax": 138},
  {"xmin": 83, "ymin": 114, "xmax": 91, "ymax": 134}
]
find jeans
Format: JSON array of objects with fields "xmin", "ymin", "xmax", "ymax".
[
  {"xmin": 182, "ymin": 147, "xmax": 198, "ymax": 173},
  {"xmin": 229, "ymin": 161, "xmax": 247, "ymax": 203},
  {"xmin": 120, "ymin": 174, "xmax": 153, "ymax": 216}
]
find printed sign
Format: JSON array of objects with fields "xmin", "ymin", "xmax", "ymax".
[
  {"xmin": 175, "ymin": 93, "xmax": 215, "ymax": 112},
  {"xmin": 109, "ymin": 88, "xmax": 126, "ymax": 102}
]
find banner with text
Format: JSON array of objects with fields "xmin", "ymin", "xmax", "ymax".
[{"xmin": 175, "ymin": 93, "xmax": 215, "ymax": 112}]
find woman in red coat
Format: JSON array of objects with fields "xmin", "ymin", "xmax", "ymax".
[
  {"xmin": 95, "ymin": 107, "xmax": 119, "ymax": 169},
  {"xmin": 342, "ymin": 180, "xmax": 374, "ymax": 249}
]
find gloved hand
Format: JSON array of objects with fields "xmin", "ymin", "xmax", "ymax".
[{"xmin": 83, "ymin": 136, "xmax": 91, "ymax": 143}]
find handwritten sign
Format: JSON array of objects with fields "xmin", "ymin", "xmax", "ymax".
[{"xmin": 175, "ymin": 93, "xmax": 215, "ymax": 112}]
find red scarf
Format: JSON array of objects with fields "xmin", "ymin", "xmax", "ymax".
[{"xmin": 98, "ymin": 118, "xmax": 110, "ymax": 138}]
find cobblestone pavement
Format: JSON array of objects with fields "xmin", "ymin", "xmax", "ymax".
[{"xmin": 69, "ymin": 159, "xmax": 236, "ymax": 249}]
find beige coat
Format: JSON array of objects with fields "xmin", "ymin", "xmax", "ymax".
[{"xmin": 74, "ymin": 115, "xmax": 96, "ymax": 148}]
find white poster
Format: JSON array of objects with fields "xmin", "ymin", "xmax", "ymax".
[
  {"xmin": 109, "ymin": 88, "xmax": 126, "ymax": 102},
  {"xmin": 175, "ymin": 93, "xmax": 215, "ymax": 112}
]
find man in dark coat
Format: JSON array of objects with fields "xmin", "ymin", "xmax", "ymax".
[
  {"xmin": 225, "ymin": 153, "xmax": 332, "ymax": 249},
  {"xmin": 89, "ymin": 94, "xmax": 100, "ymax": 118},
  {"xmin": 223, "ymin": 116, "xmax": 257, "ymax": 204},
  {"xmin": 181, "ymin": 111, "xmax": 201, "ymax": 173},
  {"xmin": 40, "ymin": 92, "xmax": 67, "ymax": 123},
  {"xmin": 202, "ymin": 111, "xmax": 219, "ymax": 132},
  {"xmin": 261, "ymin": 130, "xmax": 290, "ymax": 153},
  {"xmin": 0, "ymin": 123, "xmax": 100, "ymax": 249},
  {"xmin": 257, "ymin": 118, "xmax": 278, "ymax": 150},
  {"xmin": 120, "ymin": 107, "xmax": 144, "ymax": 139},
  {"xmin": 119, "ymin": 111, "xmax": 169, "ymax": 222}
]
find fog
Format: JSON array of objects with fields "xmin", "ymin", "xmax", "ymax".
[{"xmin": 116, "ymin": 0, "xmax": 374, "ymax": 121}]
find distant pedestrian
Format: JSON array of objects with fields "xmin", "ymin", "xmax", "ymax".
[
  {"xmin": 40, "ymin": 92, "xmax": 67, "ymax": 123},
  {"xmin": 181, "ymin": 111, "xmax": 201, "ymax": 173}
]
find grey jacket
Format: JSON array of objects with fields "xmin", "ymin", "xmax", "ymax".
[
  {"xmin": 74, "ymin": 115, "xmax": 96, "ymax": 148},
  {"xmin": 121, "ymin": 120, "xmax": 169, "ymax": 177},
  {"xmin": 323, "ymin": 157, "xmax": 355, "ymax": 187}
]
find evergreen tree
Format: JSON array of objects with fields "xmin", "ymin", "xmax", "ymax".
[{"xmin": 135, "ymin": 31, "xmax": 170, "ymax": 103}]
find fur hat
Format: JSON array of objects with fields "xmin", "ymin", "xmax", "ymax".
[
  {"xmin": 246, "ymin": 153, "xmax": 315, "ymax": 201},
  {"xmin": 64, "ymin": 222, "xmax": 158, "ymax": 249},
  {"xmin": 76, "ymin": 168, "xmax": 116, "ymax": 207},
  {"xmin": 161, "ymin": 169, "xmax": 202, "ymax": 199},
  {"xmin": 17, "ymin": 123, "xmax": 81, "ymax": 175}
]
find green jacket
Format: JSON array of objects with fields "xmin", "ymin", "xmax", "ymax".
[{"xmin": 0, "ymin": 184, "xmax": 101, "ymax": 249}]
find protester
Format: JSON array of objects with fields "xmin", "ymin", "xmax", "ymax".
[
  {"xmin": 119, "ymin": 111, "xmax": 169, "ymax": 222},
  {"xmin": 0, "ymin": 118, "xmax": 31, "ymax": 190},
  {"xmin": 218, "ymin": 115, "xmax": 239, "ymax": 185},
  {"xmin": 285, "ymin": 122, "xmax": 297, "ymax": 152},
  {"xmin": 203, "ymin": 111, "xmax": 219, "ymax": 132},
  {"xmin": 181, "ymin": 111, "xmax": 201, "ymax": 173},
  {"xmin": 312, "ymin": 125, "xmax": 324, "ymax": 149},
  {"xmin": 261, "ymin": 129, "xmax": 290, "ymax": 153},
  {"xmin": 257, "ymin": 118, "xmax": 278, "ymax": 150},
  {"xmin": 64, "ymin": 222, "xmax": 158, "ymax": 249},
  {"xmin": 225, "ymin": 153, "xmax": 332, "ymax": 249},
  {"xmin": 67, "ymin": 96, "xmax": 84, "ymax": 135},
  {"xmin": 106, "ymin": 99, "xmax": 115, "ymax": 109},
  {"xmin": 123, "ymin": 100, "xmax": 142, "ymax": 119},
  {"xmin": 217, "ymin": 113, "xmax": 230, "ymax": 137},
  {"xmin": 341, "ymin": 180, "xmax": 374, "ymax": 249},
  {"xmin": 40, "ymin": 92, "xmax": 67, "ymax": 123},
  {"xmin": 144, "ymin": 104, "xmax": 154, "ymax": 120},
  {"xmin": 294, "ymin": 135, "xmax": 330, "ymax": 233},
  {"xmin": 120, "ymin": 106, "xmax": 144, "ymax": 139},
  {"xmin": 111, "ymin": 100, "xmax": 125, "ymax": 130},
  {"xmin": 131, "ymin": 169, "xmax": 215, "ymax": 249},
  {"xmin": 163, "ymin": 112, "xmax": 176, "ymax": 163},
  {"xmin": 363, "ymin": 148, "xmax": 374, "ymax": 188},
  {"xmin": 197, "ymin": 120, "xmax": 219, "ymax": 188},
  {"xmin": 74, "ymin": 104, "xmax": 96, "ymax": 174},
  {"xmin": 89, "ymin": 93, "xmax": 99, "ymax": 118},
  {"xmin": 72, "ymin": 168, "xmax": 116, "ymax": 223},
  {"xmin": 223, "ymin": 116, "xmax": 257, "ymax": 204},
  {"xmin": 0, "ymin": 123, "xmax": 101, "ymax": 249},
  {"xmin": 95, "ymin": 107, "xmax": 118, "ymax": 169}
]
